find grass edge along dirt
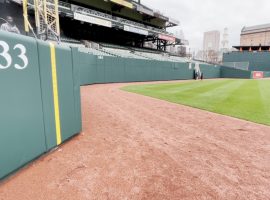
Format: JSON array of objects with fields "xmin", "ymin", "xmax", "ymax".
[{"xmin": 122, "ymin": 79, "xmax": 270, "ymax": 126}]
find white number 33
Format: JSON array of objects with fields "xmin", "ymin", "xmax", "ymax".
[{"xmin": 0, "ymin": 41, "xmax": 29, "ymax": 70}]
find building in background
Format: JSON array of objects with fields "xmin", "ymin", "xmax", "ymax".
[
  {"xmin": 221, "ymin": 28, "xmax": 229, "ymax": 51},
  {"xmin": 222, "ymin": 23, "xmax": 270, "ymax": 71},
  {"xmin": 240, "ymin": 23, "xmax": 270, "ymax": 47},
  {"xmin": 219, "ymin": 27, "xmax": 230, "ymax": 61},
  {"xmin": 203, "ymin": 30, "xmax": 220, "ymax": 63},
  {"xmin": 203, "ymin": 30, "xmax": 220, "ymax": 51}
]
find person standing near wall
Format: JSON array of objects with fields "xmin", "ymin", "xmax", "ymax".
[{"xmin": 0, "ymin": 16, "xmax": 20, "ymax": 34}]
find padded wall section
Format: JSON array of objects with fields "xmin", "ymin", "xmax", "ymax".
[
  {"xmin": 71, "ymin": 48, "xmax": 82, "ymax": 133},
  {"xmin": 220, "ymin": 66, "xmax": 252, "ymax": 79},
  {"xmin": 72, "ymin": 49, "xmax": 98, "ymax": 85},
  {"xmin": 0, "ymin": 32, "xmax": 46, "ymax": 179},
  {"xmin": 38, "ymin": 42, "xmax": 82, "ymax": 150},
  {"xmin": 200, "ymin": 64, "xmax": 221, "ymax": 79},
  {"xmin": 0, "ymin": 32, "xmax": 82, "ymax": 180}
]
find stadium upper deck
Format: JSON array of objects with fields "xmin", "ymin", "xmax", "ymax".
[
  {"xmin": 0, "ymin": 0, "xmax": 188, "ymax": 51},
  {"xmin": 56, "ymin": 0, "xmax": 188, "ymax": 48},
  {"xmin": 70, "ymin": 0, "xmax": 180, "ymax": 29}
]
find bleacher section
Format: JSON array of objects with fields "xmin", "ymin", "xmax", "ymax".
[
  {"xmin": 82, "ymin": 48, "xmax": 114, "ymax": 57},
  {"xmin": 100, "ymin": 43, "xmax": 191, "ymax": 62},
  {"xmin": 170, "ymin": 56, "xmax": 191, "ymax": 63},
  {"xmin": 60, "ymin": 42, "xmax": 85, "ymax": 48},
  {"xmin": 59, "ymin": 40, "xmax": 196, "ymax": 63},
  {"xmin": 103, "ymin": 48, "xmax": 149, "ymax": 59}
]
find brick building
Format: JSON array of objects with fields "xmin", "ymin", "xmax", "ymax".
[{"xmin": 240, "ymin": 24, "xmax": 270, "ymax": 46}]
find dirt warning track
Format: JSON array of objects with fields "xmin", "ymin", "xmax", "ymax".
[{"xmin": 0, "ymin": 81, "xmax": 270, "ymax": 200}]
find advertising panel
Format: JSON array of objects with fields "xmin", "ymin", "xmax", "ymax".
[
  {"xmin": 158, "ymin": 34, "xmax": 176, "ymax": 42},
  {"xmin": 252, "ymin": 71, "xmax": 264, "ymax": 79},
  {"xmin": 74, "ymin": 13, "xmax": 112, "ymax": 28},
  {"xmin": 124, "ymin": 25, "xmax": 148, "ymax": 36}
]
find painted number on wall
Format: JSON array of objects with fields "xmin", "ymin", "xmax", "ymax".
[{"xmin": 0, "ymin": 41, "xmax": 28, "ymax": 70}]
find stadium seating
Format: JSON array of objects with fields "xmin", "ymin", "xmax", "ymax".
[
  {"xmin": 79, "ymin": 47, "xmax": 114, "ymax": 57},
  {"xmin": 169, "ymin": 56, "xmax": 191, "ymax": 62},
  {"xmin": 102, "ymin": 47, "xmax": 148, "ymax": 60},
  {"xmin": 100, "ymin": 44, "xmax": 188, "ymax": 62},
  {"xmin": 53, "ymin": 38, "xmax": 194, "ymax": 63}
]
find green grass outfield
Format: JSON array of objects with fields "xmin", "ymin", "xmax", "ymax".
[{"xmin": 122, "ymin": 79, "xmax": 270, "ymax": 126}]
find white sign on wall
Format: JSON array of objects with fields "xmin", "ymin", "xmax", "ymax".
[
  {"xmin": 74, "ymin": 13, "xmax": 112, "ymax": 28},
  {"xmin": 124, "ymin": 25, "xmax": 148, "ymax": 36}
]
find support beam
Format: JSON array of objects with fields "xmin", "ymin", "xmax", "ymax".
[
  {"xmin": 23, "ymin": 0, "xmax": 29, "ymax": 33},
  {"xmin": 34, "ymin": 0, "xmax": 60, "ymax": 41}
]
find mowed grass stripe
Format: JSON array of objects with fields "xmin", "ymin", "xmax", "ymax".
[
  {"xmin": 212, "ymin": 80, "xmax": 268, "ymax": 124},
  {"xmin": 126, "ymin": 79, "xmax": 229, "ymax": 94},
  {"xmin": 159, "ymin": 80, "xmax": 231, "ymax": 94},
  {"xmin": 150, "ymin": 80, "xmax": 237, "ymax": 109},
  {"xmin": 124, "ymin": 79, "xmax": 237, "ymax": 109},
  {"xmin": 122, "ymin": 79, "xmax": 270, "ymax": 126},
  {"xmin": 258, "ymin": 80, "xmax": 270, "ymax": 122},
  {"xmin": 125, "ymin": 79, "xmax": 232, "ymax": 101},
  {"xmin": 184, "ymin": 80, "xmax": 246, "ymax": 111},
  {"xmin": 208, "ymin": 80, "xmax": 247, "ymax": 112},
  {"xmin": 165, "ymin": 79, "xmax": 232, "ymax": 97},
  {"xmin": 175, "ymin": 80, "xmax": 240, "ymax": 101}
]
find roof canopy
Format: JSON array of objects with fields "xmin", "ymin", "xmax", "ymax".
[{"xmin": 241, "ymin": 23, "xmax": 270, "ymax": 34}]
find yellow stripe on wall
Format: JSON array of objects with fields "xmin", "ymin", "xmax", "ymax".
[{"xmin": 49, "ymin": 42, "xmax": 62, "ymax": 145}]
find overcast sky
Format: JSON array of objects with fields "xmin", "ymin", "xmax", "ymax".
[{"xmin": 143, "ymin": 0, "xmax": 270, "ymax": 52}]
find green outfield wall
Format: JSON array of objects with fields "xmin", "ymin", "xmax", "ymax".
[
  {"xmin": 0, "ymin": 31, "xmax": 82, "ymax": 180},
  {"xmin": 263, "ymin": 71, "xmax": 270, "ymax": 78},
  {"xmin": 220, "ymin": 66, "xmax": 252, "ymax": 79},
  {"xmin": 223, "ymin": 51, "xmax": 270, "ymax": 71},
  {"xmin": 72, "ymin": 48, "xmax": 221, "ymax": 86},
  {"xmin": 199, "ymin": 64, "xmax": 221, "ymax": 78}
]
